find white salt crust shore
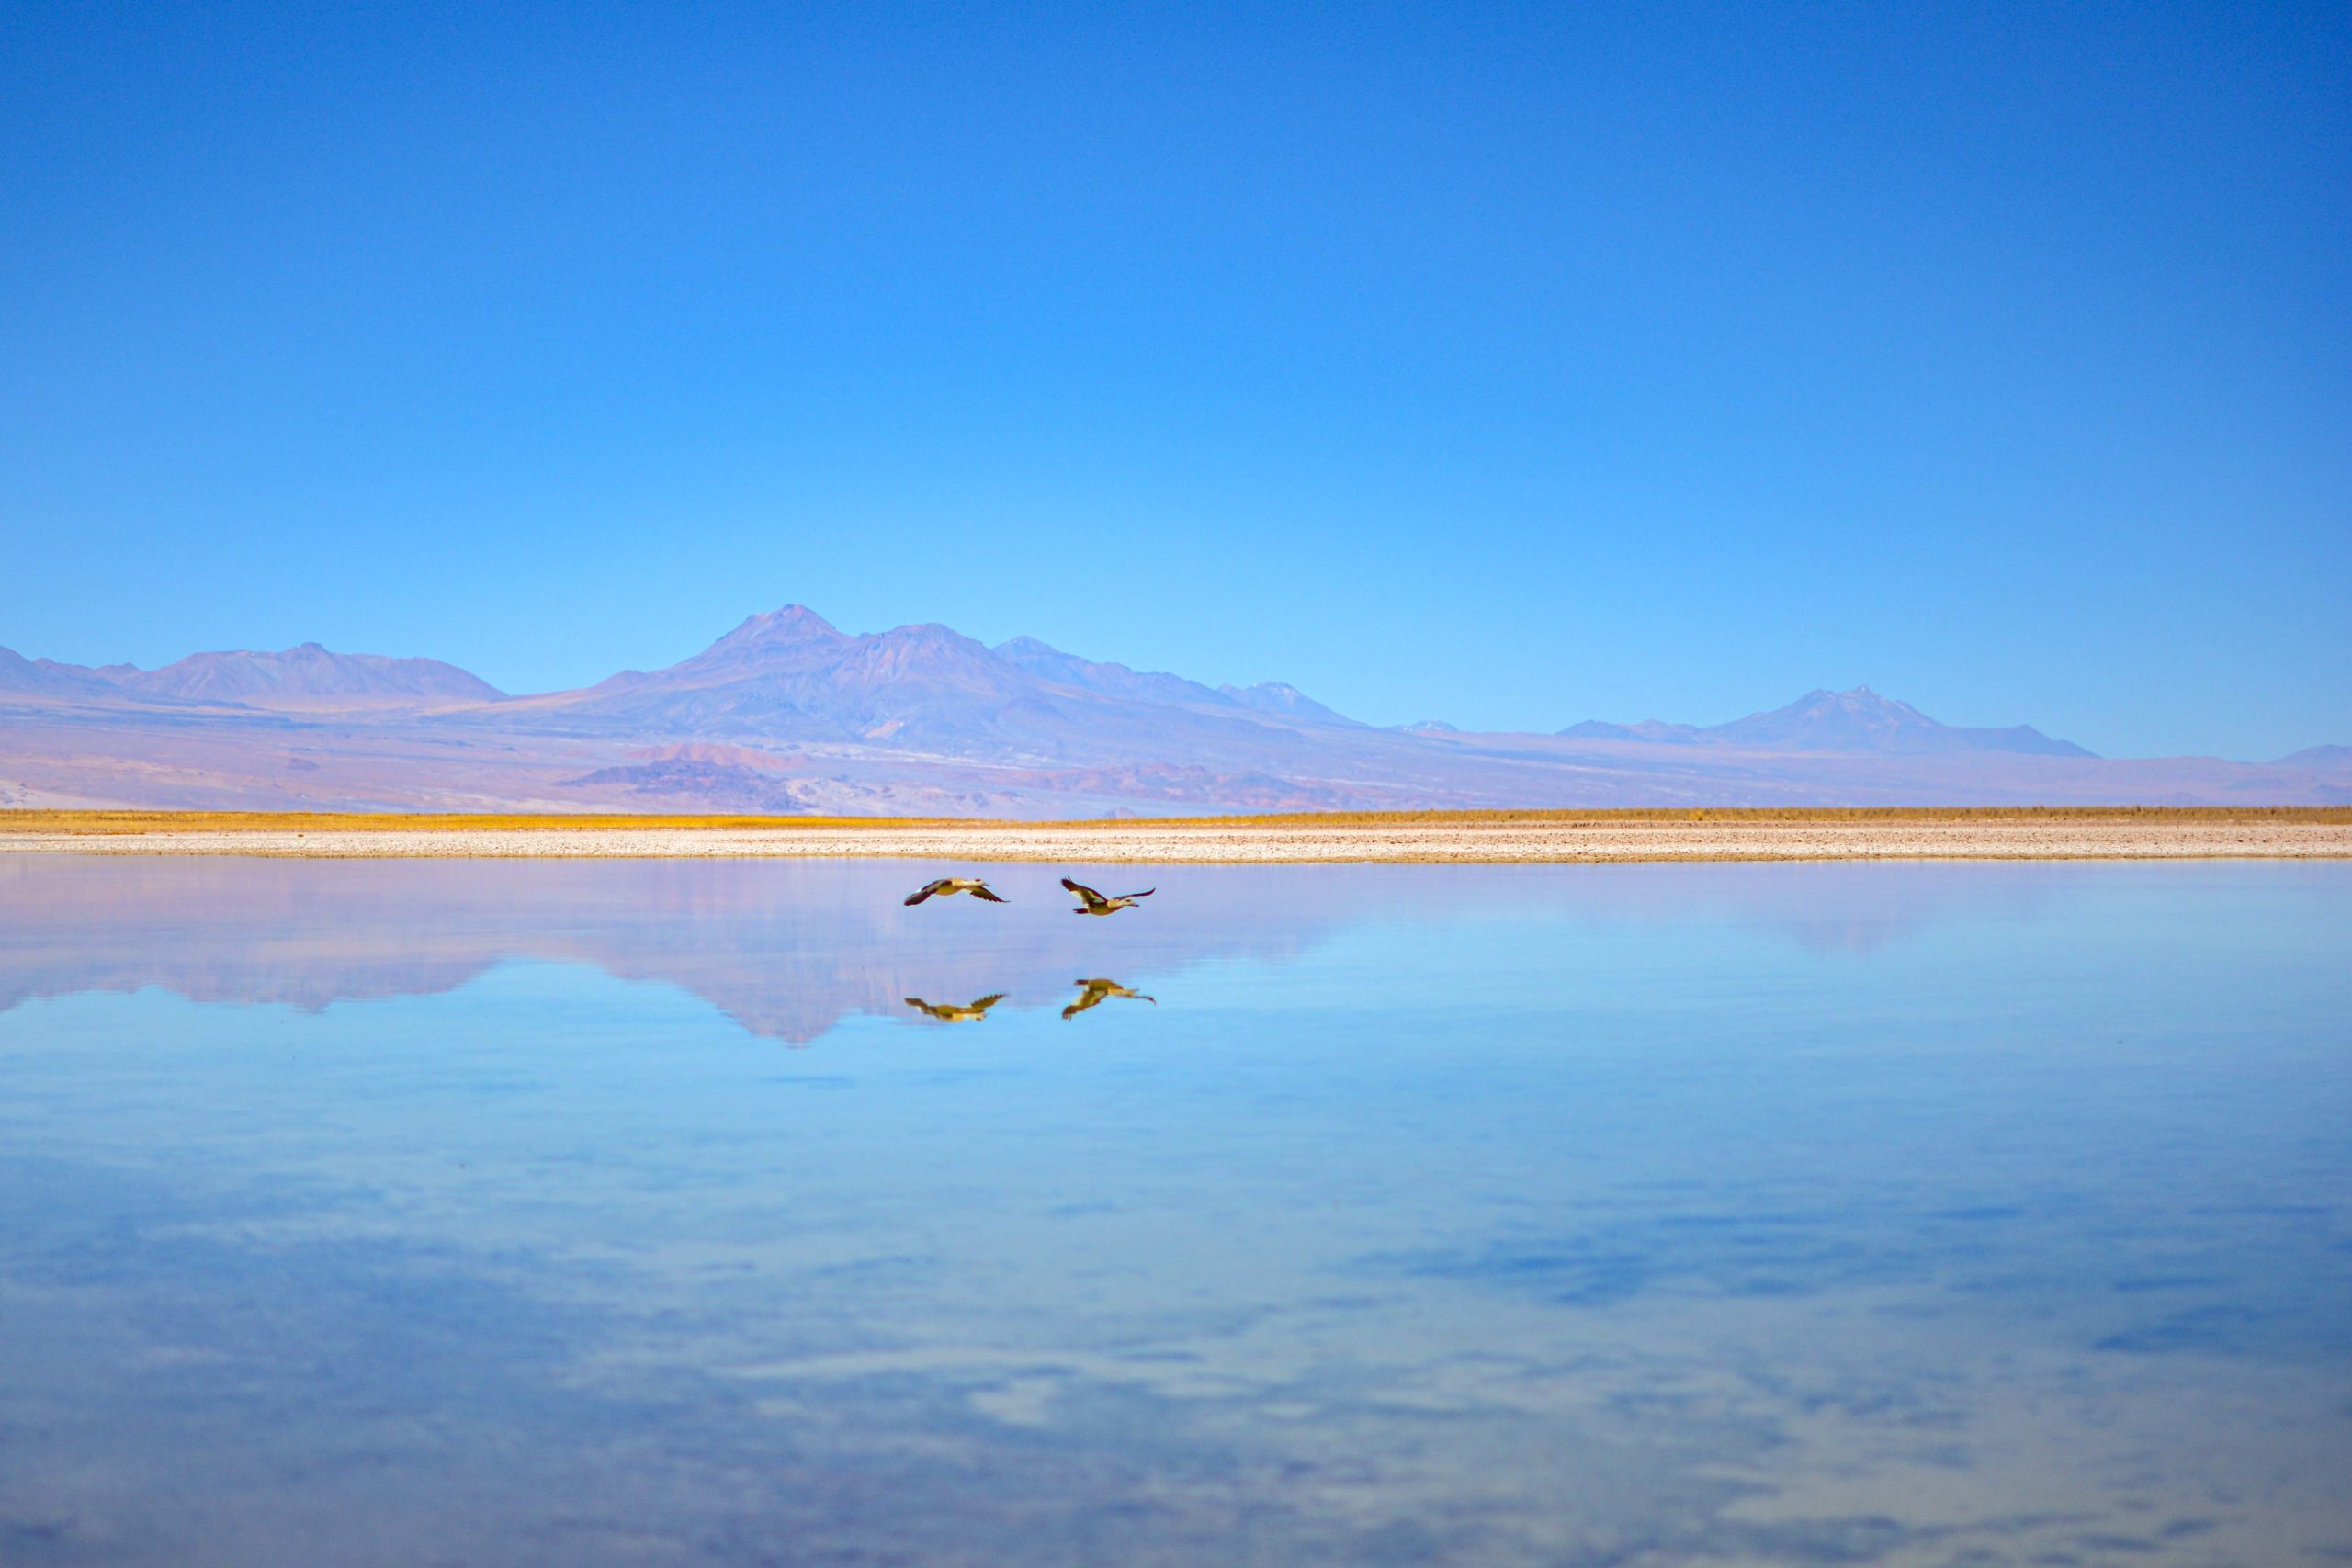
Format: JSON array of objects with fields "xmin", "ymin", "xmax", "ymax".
[{"xmin": 6, "ymin": 819, "xmax": 2351, "ymax": 863}]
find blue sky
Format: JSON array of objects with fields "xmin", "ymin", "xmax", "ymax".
[{"xmin": 2, "ymin": 1, "xmax": 2345, "ymax": 759}]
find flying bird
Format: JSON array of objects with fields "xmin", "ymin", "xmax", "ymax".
[
  {"xmin": 1062, "ymin": 978, "xmax": 1156, "ymax": 1020},
  {"xmin": 903, "ymin": 877, "xmax": 1008, "ymax": 906},
  {"xmin": 1062, "ymin": 877, "xmax": 1155, "ymax": 916},
  {"xmin": 903, "ymin": 994, "xmax": 1006, "ymax": 1022}
]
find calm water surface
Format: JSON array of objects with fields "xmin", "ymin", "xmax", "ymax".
[{"xmin": 1, "ymin": 856, "xmax": 2347, "ymax": 1566}]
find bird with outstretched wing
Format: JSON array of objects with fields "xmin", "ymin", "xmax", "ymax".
[{"xmin": 1061, "ymin": 877, "xmax": 1155, "ymax": 916}]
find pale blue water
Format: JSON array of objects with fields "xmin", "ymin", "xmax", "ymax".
[{"xmin": 0, "ymin": 856, "xmax": 2346, "ymax": 1566}]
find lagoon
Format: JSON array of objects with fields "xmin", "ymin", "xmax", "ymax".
[{"xmin": 1, "ymin": 856, "xmax": 2346, "ymax": 1565}]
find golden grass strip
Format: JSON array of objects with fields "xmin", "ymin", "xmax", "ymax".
[{"xmin": 5, "ymin": 805, "xmax": 2349, "ymax": 836}]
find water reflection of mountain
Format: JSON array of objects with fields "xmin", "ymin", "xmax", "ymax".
[
  {"xmin": 0, "ymin": 858, "xmax": 1354, "ymax": 1043},
  {"xmin": 1549, "ymin": 860, "xmax": 2066, "ymax": 955},
  {"xmin": 0, "ymin": 858, "xmax": 2076, "ymax": 1042}
]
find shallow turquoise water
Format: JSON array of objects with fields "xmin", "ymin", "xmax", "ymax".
[{"xmin": 1, "ymin": 856, "xmax": 2347, "ymax": 1565}]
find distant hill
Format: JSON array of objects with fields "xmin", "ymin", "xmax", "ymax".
[
  {"xmin": 1217, "ymin": 682, "xmax": 1363, "ymax": 728},
  {"xmin": 0, "ymin": 646, "xmax": 122, "ymax": 700},
  {"xmin": 2276, "ymin": 744, "xmax": 2352, "ymax": 771},
  {"xmin": 97, "ymin": 644, "xmax": 504, "ymax": 708},
  {"xmin": 1562, "ymin": 686, "xmax": 2094, "ymax": 758},
  {"xmin": 992, "ymin": 636, "xmax": 1238, "ymax": 711},
  {"xmin": 1558, "ymin": 718, "xmax": 1702, "ymax": 744}
]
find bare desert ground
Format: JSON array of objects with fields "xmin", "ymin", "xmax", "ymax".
[{"xmin": 5, "ymin": 807, "xmax": 2349, "ymax": 863}]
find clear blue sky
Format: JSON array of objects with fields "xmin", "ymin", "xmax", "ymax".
[{"xmin": 3, "ymin": 1, "xmax": 2345, "ymax": 759}]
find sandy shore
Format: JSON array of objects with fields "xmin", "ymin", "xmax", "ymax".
[{"xmin": 7, "ymin": 816, "xmax": 2351, "ymax": 863}]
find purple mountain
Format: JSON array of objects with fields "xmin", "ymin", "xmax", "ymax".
[
  {"xmin": 1563, "ymin": 686, "xmax": 2094, "ymax": 758},
  {"xmin": 506, "ymin": 607, "xmax": 1363, "ymax": 767},
  {"xmin": 539, "ymin": 607, "xmax": 1047, "ymax": 745},
  {"xmin": 0, "ymin": 647, "xmax": 122, "ymax": 700},
  {"xmin": 1558, "ymin": 718, "xmax": 1702, "ymax": 744},
  {"xmin": 992, "ymin": 636, "xmax": 1239, "ymax": 711},
  {"xmin": 103, "ymin": 643, "xmax": 505, "ymax": 707},
  {"xmin": 1218, "ymin": 682, "xmax": 1364, "ymax": 727}
]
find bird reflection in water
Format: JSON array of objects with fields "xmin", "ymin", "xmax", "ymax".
[
  {"xmin": 902, "ymin": 878, "xmax": 1008, "ymax": 906},
  {"xmin": 1061, "ymin": 978, "xmax": 1156, "ymax": 1020},
  {"xmin": 901, "ymin": 994, "xmax": 1006, "ymax": 1022}
]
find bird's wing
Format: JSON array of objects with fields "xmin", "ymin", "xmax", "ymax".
[
  {"xmin": 969, "ymin": 994, "xmax": 1006, "ymax": 1012},
  {"xmin": 969, "ymin": 884, "xmax": 1008, "ymax": 902},
  {"xmin": 1115, "ymin": 888, "xmax": 1157, "ymax": 901},
  {"xmin": 1061, "ymin": 878, "xmax": 1109, "ymax": 908},
  {"xmin": 1063, "ymin": 989, "xmax": 1105, "ymax": 1018},
  {"xmin": 904, "ymin": 881, "xmax": 947, "ymax": 906}
]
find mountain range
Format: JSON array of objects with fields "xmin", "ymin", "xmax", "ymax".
[
  {"xmin": 1560, "ymin": 686, "xmax": 2091, "ymax": 757},
  {"xmin": 3, "ymin": 605, "xmax": 2346, "ymax": 813}
]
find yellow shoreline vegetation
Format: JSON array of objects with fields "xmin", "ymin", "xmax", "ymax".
[{"xmin": 6, "ymin": 805, "xmax": 2349, "ymax": 837}]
